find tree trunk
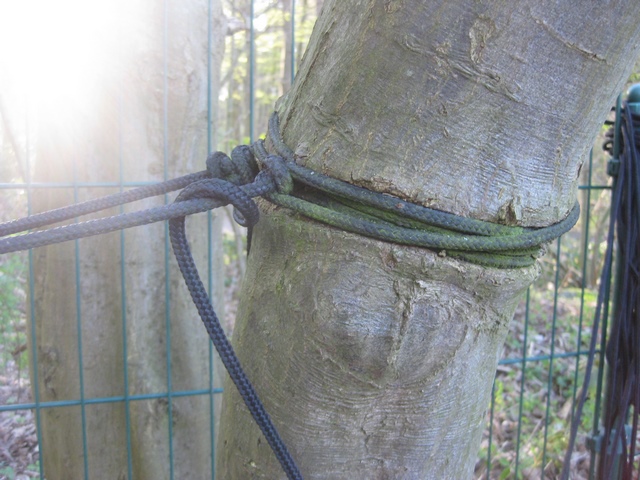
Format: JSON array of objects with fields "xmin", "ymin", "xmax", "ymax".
[
  {"xmin": 217, "ymin": 1, "xmax": 640, "ymax": 478},
  {"xmin": 29, "ymin": 1, "xmax": 225, "ymax": 478}
]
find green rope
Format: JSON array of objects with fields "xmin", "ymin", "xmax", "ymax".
[{"xmin": 252, "ymin": 112, "xmax": 579, "ymax": 269}]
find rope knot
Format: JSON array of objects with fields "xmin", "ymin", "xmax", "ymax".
[
  {"xmin": 175, "ymin": 178, "xmax": 260, "ymax": 228},
  {"xmin": 206, "ymin": 145, "xmax": 258, "ymax": 186}
]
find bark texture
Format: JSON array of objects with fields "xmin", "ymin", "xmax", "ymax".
[
  {"xmin": 281, "ymin": 0, "xmax": 640, "ymax": 226},
  {"xmin": 29, "ymin": 1, "xmax": 225, "ymax": 478},
  {"xmin": 218, "ymin": 1, "xmax": 640, "ymax": 479}
]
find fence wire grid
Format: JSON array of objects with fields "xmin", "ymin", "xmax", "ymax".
[{"xmin": 0, "ymin": 1, "xmax": 632, "ymax": 479}]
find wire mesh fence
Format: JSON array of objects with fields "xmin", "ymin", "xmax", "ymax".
[
  {"xmin": 475, "ymin": 147, "xmax": 613, "ymax": 479},
  {"xmin": 0, "ymin": 1, "xmax": 634, "ymax": 478}
]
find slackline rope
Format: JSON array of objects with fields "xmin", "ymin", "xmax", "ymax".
[
  {"xmin": 0, "ymin": 112, "xmax": 579, "ymax": 266},
  {"xmin": 0, "ymin": 112, "xmax": 580, "ymax": 479}
]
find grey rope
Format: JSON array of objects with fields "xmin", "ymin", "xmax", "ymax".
[{"xmin": 168, "ymin": 173, "xmax": 303, "ymax": 480}]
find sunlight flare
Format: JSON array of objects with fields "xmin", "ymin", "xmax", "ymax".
[{"xmin": 0, "ymin": 0, "xmax": 121, "ymax": 128}]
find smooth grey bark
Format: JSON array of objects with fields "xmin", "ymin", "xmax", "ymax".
[
  {"xmin": 28, "ymin": 1, "xmax": 225, "ymax": 478},
  {"xmin": 281, "ymin": 0, "xmax": 640, "ymax": 227},
  {"xmin": 217, "ymin": 1, "xmax": 640, "ymax": 479}
]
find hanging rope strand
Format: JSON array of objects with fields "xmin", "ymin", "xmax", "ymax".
[{"xmin": 168, "ymin": 180, "xmax": 302, "ymax": 479}]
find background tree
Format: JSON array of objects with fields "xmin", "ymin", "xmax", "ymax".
[
  {"xmin": 26, "ymin": 1, "xmax": 225, "ymax": 478},
  {"xmin": 217, "ymin": 1, "xmax": 640, "ymax": 478}
]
